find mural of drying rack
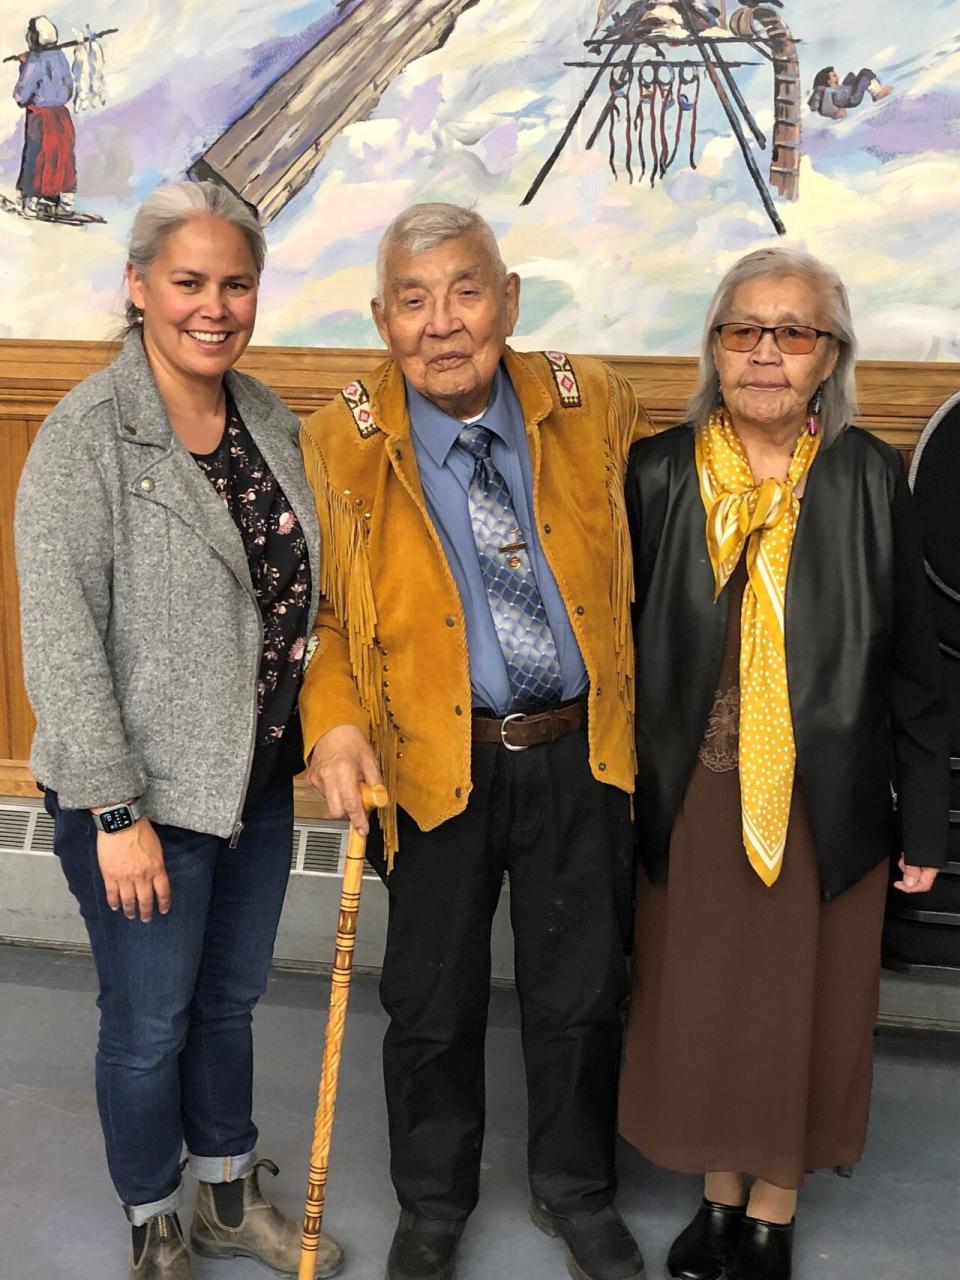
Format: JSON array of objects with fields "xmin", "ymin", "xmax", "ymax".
[{"xmin": 522, "ymin": 1, "xmax": 801, "ymax": 235}]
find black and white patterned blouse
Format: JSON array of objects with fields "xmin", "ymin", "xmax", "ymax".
[{"xmin": 192, "ymin": 394, "xmax": 311, "ymax": 805}]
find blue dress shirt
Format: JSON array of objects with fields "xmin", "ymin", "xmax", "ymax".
[{"xmin": 406, "ymin": 363, "xmax": 588, "ymax": 714}]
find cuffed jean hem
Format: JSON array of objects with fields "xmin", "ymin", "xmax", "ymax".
[
  {"xmin": 124, "ymin": 1183, "xmax": 183, "ymax": 1226},
  {"xmin": 188, "ymin": 1147, "xmax": 257, "ymax": 1184}
]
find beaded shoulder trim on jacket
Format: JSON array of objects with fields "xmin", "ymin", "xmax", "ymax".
[
  {"xmin": 543, "ymin": 351, "xmax": 582, "ymax": 408},
  {"xmin": 341, "ymin": 379, "xmax": 381, "ymax": 438}
]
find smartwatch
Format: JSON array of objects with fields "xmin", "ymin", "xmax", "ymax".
[{"xmin": 91, "ymin": 797, "xmax": 147, "ymax": 834}]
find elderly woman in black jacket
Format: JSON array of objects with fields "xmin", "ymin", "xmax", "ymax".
[{"xmin": 618, "ymin": 247, "xmax": 948, "ymax": 1280}]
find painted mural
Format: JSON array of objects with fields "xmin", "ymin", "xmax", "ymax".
[{"xmin": 1, "ymin": 0, "xmax": 958, "ymax": 359}]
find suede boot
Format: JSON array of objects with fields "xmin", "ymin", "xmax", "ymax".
[
  {"xmin": 130, "ymin": 1213, "xmax": 192, "ymax": 1279},
  {"xmin": 190, "ymin": 1158, "xmax": 343, "ymax": 1277}
]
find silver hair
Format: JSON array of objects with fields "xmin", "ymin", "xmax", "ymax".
[
  {"xmin": 123, "ymin": 181, "xmax": 265, "ymax": 332},
  {"xmin": 687, "ymin": 246, "xmax": 858, "ymax": 445},
  {"xmin": 375, "ymin": 202, "xmax": 506, "ymax": 304}
]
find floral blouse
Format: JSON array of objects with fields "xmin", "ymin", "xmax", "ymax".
[{"xmin": 193, "ymin": 395, "xmax": 311, "ymax": 803}]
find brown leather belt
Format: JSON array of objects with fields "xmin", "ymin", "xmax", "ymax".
[{"xmin": 471, "ymin": 698, "xmax": 587, "ymax": 751}]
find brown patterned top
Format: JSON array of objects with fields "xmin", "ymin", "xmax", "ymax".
[
  {"xmin": 697, "ymin": 558, "xmax": 746, "ymax": 774},
  {"xmin": 699, "ymin": 683, "xmax": 740, "ymax": 772}
]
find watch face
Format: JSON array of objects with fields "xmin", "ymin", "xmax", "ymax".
[{"xmin": 99, "ymin": 807, "xmax": 135, "ymax": 834}]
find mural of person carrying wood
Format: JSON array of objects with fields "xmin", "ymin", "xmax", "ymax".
[{"xmin": 6, "ymin": 14, "xmax": 113, "ymax": 224}]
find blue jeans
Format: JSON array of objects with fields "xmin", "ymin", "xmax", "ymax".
[{"xmin": 46, "ymin": 779, "xmax": 293, "ymax": 1222}]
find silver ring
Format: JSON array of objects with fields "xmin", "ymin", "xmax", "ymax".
[{"xmin": 499, "ymin": 712, "xmax": 529, "ymax": 752}]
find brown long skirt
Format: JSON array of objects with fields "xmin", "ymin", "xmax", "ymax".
[
  {"xmin": 619, "ymin": 765, "xmax": 889, "ymax": 1189},
  {"xmin": 619, "ymin": 569, "xmax": 889, "ymax": 1189}
]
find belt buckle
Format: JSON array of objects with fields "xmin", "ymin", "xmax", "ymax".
[{"xmin": 499, "ymin": 711, "xmax": 529, "ymax": 752}]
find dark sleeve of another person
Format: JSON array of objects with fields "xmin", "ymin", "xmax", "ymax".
[{"xmin": 888, "ymin": 463, "xmax": 951, "ymax": 868}]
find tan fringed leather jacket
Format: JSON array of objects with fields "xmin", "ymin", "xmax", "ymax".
[{"xmin": 299, "ymin": 347, "xmax": 655, "ymax": 864}]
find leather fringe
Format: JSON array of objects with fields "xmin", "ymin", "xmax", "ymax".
[
  {"xmin": 603, "ymin": 371, "xmax": 636, "ymax": 774},
  {"xmin": 301, "ymin": 430, "xmax": 400, "ymax": 868}
]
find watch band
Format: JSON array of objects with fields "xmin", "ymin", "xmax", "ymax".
[{"xmin": 91, "ymin": 796, "xmax": 146, "ymax": 833}]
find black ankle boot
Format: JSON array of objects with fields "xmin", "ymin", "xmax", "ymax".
[
  {"xmin": 386, "ymin": 1210, "xmax": 466, "ymax": 1280},
  {"xmin": 667, "ymin": 1199, "xmax": 745, "ymax": 1279},
  {"xmin": 726, "ymin": 1216, "xmax": 794, "ymax": 1280}
]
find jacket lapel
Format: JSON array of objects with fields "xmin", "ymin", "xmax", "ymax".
[
  {"xmin": 111, "ymin": 334, "xmax": 254, "ymax": 597},
  {"xmin": 502, "ymin": 348, "xmax": 554, "ymax": 493},
  {"xmin": 373, "ymin": 360, "xmax": 429, "ymax": 511}
]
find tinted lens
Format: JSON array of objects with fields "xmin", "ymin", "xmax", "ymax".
[
  {"xmin": 716, "ymin": 324, "xmax": 820, "ymax": 353},
  {"xmin": 774, "ymin": 325, "xmax": 818, "ymax": 353},
  {"xmin": 718, "ymin": 324, "xmax": 762, "ymax": 351}
]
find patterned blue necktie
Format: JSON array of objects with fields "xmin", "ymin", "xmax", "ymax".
[{"xmin": 457, "ymin": 424, "xmax": 563, "ymax": 711}]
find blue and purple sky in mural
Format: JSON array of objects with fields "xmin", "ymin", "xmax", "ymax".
[{"xmin": 1, "ymin": 0, "xmax": 958, "ymax": 357}]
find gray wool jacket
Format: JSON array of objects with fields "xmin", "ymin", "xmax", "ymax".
[{"xmin": 15, "ymin": 332, "xmax": 321, "ymax": 839}]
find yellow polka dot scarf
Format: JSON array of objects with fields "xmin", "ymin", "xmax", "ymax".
[{"xmin": 695, "ymin": 408, "xmax": 820, "ymax": 886}]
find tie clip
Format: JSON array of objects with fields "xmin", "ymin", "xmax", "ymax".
[{"xmin": 499, "ymin": 541, "xmax": 527, "ymax": 554}]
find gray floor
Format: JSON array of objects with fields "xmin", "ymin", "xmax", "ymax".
[{"xmin": 1, "ymin": 944, "xmax": 958, "ymax": 1280}]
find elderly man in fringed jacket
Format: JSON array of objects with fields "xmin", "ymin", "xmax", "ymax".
[{"xmin": 299, "ymin": 203, "xmax": 653, "ymax": 1280}]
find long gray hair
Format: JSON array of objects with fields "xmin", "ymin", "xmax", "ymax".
[
  {"xmin": 123, "ymin": 181, "xmax": 265, "ymax": 332},
  {"xmin": 375, "ymin": 202, "xmax": 506, "ymax": 304},
  {"xmin": 687, "ymin": 246, "xmax": 858, "ymax": 445}
]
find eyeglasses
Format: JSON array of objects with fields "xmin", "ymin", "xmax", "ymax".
[{"xmin": 714, "ymin": 323, "xmax": 834, "ymax": 354}]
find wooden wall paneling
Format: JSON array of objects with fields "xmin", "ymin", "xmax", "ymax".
[
  {"xmin": 1, "ymin": 338, "xmax": 957, "ymax": 816},
  {"xmin": 0, "ymin": 418, "xmax": 40, "ymax": 765},
  {"xmin": 3, "ymin": 339, "xmax": 957, "ymax": 432}
]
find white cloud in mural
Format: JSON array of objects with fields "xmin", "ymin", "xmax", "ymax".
[{"xmin": 1, "ymin": 0, "xmax": 958, "ymax": 360}]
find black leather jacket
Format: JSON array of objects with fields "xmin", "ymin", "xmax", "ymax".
[{"xmin": 628, "ymin": 423, "xmax": 949, "ymax": 900}]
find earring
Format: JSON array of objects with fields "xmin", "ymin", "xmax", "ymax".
[
  {"xmin": 807, "ymin": 389, "xmax": 822, "ymax": 436},
  {"xmin": 709, "ymin": 389, "xmax": 727, "ymax": 431}
]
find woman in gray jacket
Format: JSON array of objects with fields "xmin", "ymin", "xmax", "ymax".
[{"xmin": 15, "ymin": 182, "xmax": 342, "ymax": 1280}]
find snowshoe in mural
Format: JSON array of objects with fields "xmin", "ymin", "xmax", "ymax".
[{"xmin": 0, "ymin": 189, "xmax": 105, "ymax": 225}]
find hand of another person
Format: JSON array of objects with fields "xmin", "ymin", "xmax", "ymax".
[
  {"xmin": 306, "ymin": 724, "xmax": 382, "ymax": 835},
  {"xmin": 97, "ymin": 818, "xmax": 170, "ymax": 922},
  {"xmin": 893, "ymin": 855, "xmax": 939, "ymax": 894}
]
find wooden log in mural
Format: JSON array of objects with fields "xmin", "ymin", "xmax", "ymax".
[
  {"xmin": 730, "ymin": 4, "xmax": 801, "ymax": 200},
  {"xmin": 189, "ymin": 0, "xmax": 479, "ymax": 224}
]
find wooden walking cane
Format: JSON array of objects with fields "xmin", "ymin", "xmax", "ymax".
[{"xmin": 298, "ymin": 782, "xmax": 388, "ymax": 1280}]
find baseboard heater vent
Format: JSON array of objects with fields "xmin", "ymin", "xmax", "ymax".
[
  {"xmin": 0, "ymin": 803, "xmax": 53, "ymax": 856},
  {"xmin": 0, "ymin": 800, "xmax": 376, "ymax": 881}
]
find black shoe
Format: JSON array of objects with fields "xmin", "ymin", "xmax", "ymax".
[
  {"xmin": 530, "ymin": 1201, "xmax": 646, "ymax": 1280},
  {"xmin": 726, "ymin": 1217, "xmax": 794, "ymax": 1280},
  {"xmin": 385, "ymin": 1210, "xmax": 465, "ymax": 1280},
  {"xmin": 667, "ymin": 1199, "xmax": 746, "ymax": 1279}
]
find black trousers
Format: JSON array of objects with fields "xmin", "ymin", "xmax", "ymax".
[{"xmin": 366, "ymin": 728, "xmax": 633, "ymax": 1220}]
